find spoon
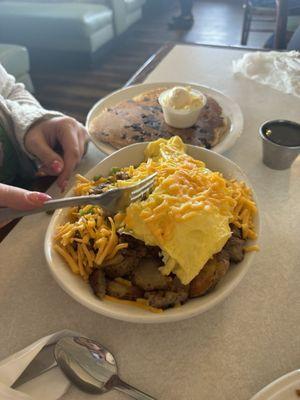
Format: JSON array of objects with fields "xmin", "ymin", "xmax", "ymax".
[{"xmin": 54, "ymin": 336, "xmax": 156, "ymax": 400}]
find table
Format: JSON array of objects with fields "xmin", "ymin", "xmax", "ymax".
[{"xmin": 0, "ymin": 44, "xmax": 299, "ymax": 400}]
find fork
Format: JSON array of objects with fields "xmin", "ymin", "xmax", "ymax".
[{"xmin": 0, "ymin": 173, "xmax": 157, "ymax": 223}]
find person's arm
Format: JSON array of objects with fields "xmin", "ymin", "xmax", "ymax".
[
  {"xmin": 0, "ymin": 64, "xmax": 62, "ymax": 158},
  {"xmin": 0, "ymin": 65, "xmax": 88, "ymax": 190}
]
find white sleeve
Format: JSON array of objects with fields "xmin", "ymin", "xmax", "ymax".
[{"xmin": 0, "ymin": 64, "xmax": 62, "ymax": 158}]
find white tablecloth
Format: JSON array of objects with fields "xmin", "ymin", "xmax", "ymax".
[{"xmin": 0, "ymin": 44, "xmax": 299, "ymax": 400}]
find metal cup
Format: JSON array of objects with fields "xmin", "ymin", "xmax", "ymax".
[{"xmin": 259, "ymin": 120, "xmax": 300, "ymax": 170}]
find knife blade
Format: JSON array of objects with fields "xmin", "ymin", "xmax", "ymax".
[{"xmin": 12, "ymin": 343, "xmax": 57, "ymax": 389}]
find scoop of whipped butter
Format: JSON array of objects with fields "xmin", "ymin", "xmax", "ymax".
[
  {"xmin": 159, "ymin": 86, "xmax": 206, "ymax": 128},
  {"xmin": 160, "ymin": 86, "xmax": 204, "ymax": 110}
]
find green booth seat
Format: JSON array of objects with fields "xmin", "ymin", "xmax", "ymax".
[
  {"xmin": 0, "ymin": 44, "xmax": 34, "ymax": 92},
  {"xmin": 0, "ymin": 2, "xmax": 114, "ymax": 55},
  {"xmin": 111, "ymin": 0, "xmax": 146, "ymax": 35}
]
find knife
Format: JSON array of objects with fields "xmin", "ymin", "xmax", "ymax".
[{"xmin": 12, "ymin": 343, "xmax": 57, "ymax": 389}]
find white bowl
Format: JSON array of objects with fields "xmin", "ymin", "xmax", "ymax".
[{"xmin": 45, "ymin": 143, "xmax": 260, "ymax": 324}]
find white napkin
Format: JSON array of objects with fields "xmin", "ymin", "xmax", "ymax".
[
  {"xmin": 232, "ymin": 51, "xmax": 300, "ymax": 97},
  {"xmin": 0, "ymin": 330, "xmax": 80, "ymax": 400}
]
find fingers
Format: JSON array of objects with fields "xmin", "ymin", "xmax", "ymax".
[
  {"xmin": 25, "ymin": 126, "xmax": 64, "ymax": 176},
  {"xmin": 25, "ymin": 116, "xmax": 89, "ymax": 191},
  {"xmin": 35, "ymin": 160, "xmax": 63, "ymax": 177},
  {"xmin": 55, "ymin": 120, "xmax": 88, "ymax": 191},
  {"xmin": 0, "ymin": 183, "xmax": 52, "ymax": 210}
]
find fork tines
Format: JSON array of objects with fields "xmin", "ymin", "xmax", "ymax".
[{"xmin": 130, "ymin": 173, "xmax": 157, "ymax": 202}]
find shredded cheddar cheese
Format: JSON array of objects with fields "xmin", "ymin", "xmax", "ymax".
[
  {"xmin": 243, "ymin": 245, "xmax": 260, "ymax": 253},
  {"xmin": 55, "ymin": 206, "xmax": 127, "ymax": 281}
]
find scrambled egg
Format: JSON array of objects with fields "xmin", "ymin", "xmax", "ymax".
[{"xmin": 120, "ymin": 137, "xmax": 235, "ymax": 285}]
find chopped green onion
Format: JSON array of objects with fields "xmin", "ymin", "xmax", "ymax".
[
  {"xmin": 93, "ymin": 175, "xmax": 101, "ymax": 181},
  {"xmin": 79, "ymin": 206, "xmax": 95, "ymax": 216},
  {"xmin": 111, "ymin": 167, "xmax": 120, "ymax": 174}
]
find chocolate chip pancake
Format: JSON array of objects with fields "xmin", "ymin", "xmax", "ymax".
[{"xmin": 89, "ymin": 88, "xmax": 229, "ymax": 150}]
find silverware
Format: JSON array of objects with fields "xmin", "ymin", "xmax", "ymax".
[
  {"xmin": 0, "ymin": 173, "xmax": 156, "ymax": 223},
  {"xmin": 12, "ymin": 344, "xmax": 57, "ymax": 389},
  {"xmin": 54, "ymin": 336, "xmax": 156, "ymax": 400}
]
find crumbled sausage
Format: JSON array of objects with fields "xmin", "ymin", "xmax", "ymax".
[
  {"xmin": 90, "ymin": 182, "xmax": 110, "ymax": 195},
  {"xmin": 89, "ymin": 269, "xmax": 106, "ymax": 299},
  {"xmin": 103, "ymin": 254, "xmax": 139, "ymax": 279},
  {"xmin": 120, "ymin": 234, "xmax": 160, "ymax": 258},
  {"xmin": 102, "ymin": 235, "xmax": 160, "ymax": 279},
  {"xmin": 230, "ymin": 224, "xmax": 243, "ymax": 239},
  {"xmin": 145, "ymin": 290, "xmax": 188, "ymax": 309},
  {"xmin": 224, "ymin": 236, "xmax": 245, "ymax": 263},
  {"xmin": 115, "ymin": 171, "xmax": 130, "ymax": 180}
]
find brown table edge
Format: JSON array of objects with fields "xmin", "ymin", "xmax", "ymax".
[
  {"xmin": 125, "ymin": 43, "xmax": 175, "ymax": 86},
  {"xmin": 125, "ymin": 41, "xmax": 268, "ymax": 87}
]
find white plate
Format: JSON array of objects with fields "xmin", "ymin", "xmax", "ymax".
[
  {"xmin": 251, "ymin": 370, "xmax": 300, "ymax": 400},
  {"xmin": 45, "ymin": 143, "xmax": 259, "ymax": 324},
  {"xmin": 86, "ymin": 81, "xmax": 244, "ymax": 155}
]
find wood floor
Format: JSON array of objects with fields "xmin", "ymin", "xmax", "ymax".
[{"xmin": 31, "ymin": 0, "xmax": 272, "ymax": 124}]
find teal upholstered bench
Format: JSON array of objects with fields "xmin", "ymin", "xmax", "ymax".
[
  {"xmin": 0, "ymin": 2, "xmax": 114, "ymax": 65},
  {"xmin": 0, "ymin": 44, "xmax": 34, "ymax": 92},
  {"xmin": 111, "ymin": 0, "xmax": 146, "ymax": 35}
]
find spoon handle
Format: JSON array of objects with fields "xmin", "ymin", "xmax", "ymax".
[{"xmin": 112, "ymin": 375, "xmax": 156, "ymax": 400}]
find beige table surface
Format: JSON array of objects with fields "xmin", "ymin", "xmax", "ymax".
[{"xmin": 0, "ymin": 44, "xmax": 299, "ymax": 400}]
